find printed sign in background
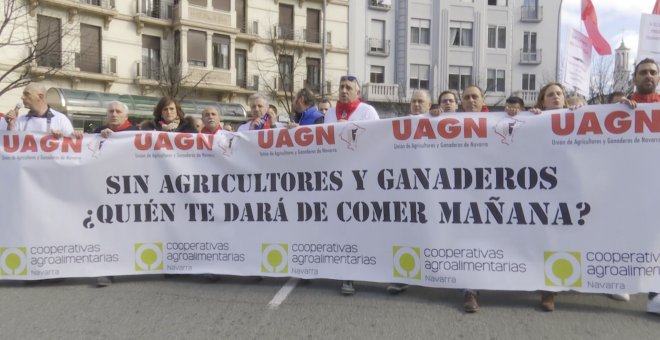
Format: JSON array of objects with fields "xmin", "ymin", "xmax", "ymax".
[{"xmin": 1, "ymin": 106, "xmax": 660, "ymax": 294}]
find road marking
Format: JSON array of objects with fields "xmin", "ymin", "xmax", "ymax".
[{"xmin": 267, "ymin": 277, "xmax": 299, "ymax": 309}]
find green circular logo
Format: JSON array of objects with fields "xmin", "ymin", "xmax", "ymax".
[
  {"xmin": 5, "ymin": 253, "xmax": 20, "ymax": 271},
  {"xmin": 267, "ymin": 249, "xmax": 283, "ymax": 268},
  {"xmin": 141, "ymin": 249, "xmax": 158, "ymax": 268},
  {"xmin": 399, "ymin": 253, "xmax": 416, "ymax": 275}
]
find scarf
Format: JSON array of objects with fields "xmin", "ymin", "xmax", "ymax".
[
  {"xmin": 110, "ymin": 120, "xmax": 133, "ymax": 132},
  {"xmin": 335, "ymin": 100, "xmax": 360, "ymax": 120},
  {"xmin": 201, "ymin": 126, "xmax": 222, "ymax": 134},
  {"xmin": 252, "ymin": 114, "xmax": 271, "ymax": 130},
  {"xmin": 159, "ymin": 117, "xmax": 181, "ymax": 131},
  {"xmin": 630, "ymin": 92, "xmax": 660, "ymax": 103}
]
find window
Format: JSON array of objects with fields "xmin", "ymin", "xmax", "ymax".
[
  {"xmin": 487, "ymin": 69, "xmax": 505, "ymax": 92},
  {"xmin": 279, "ymin": 4, "xmax": 294, "ymax": 40},
  {"xmin": 174, "ymin": 30, "xmax": 180, "ymax": 64},
  {"xmin": 37, "ymin": 15, "xmax": 61, "ymax": 68},
  {"xmin": 523, "ymin": 31, "xmax": 537, "ymax": 52},
  {"xmin": 488, "ymin": 0, "xmax": 507, "ymax": 5},
  {"xmin": 236, "ymin": 0, "xmax": 246, "ymax": 32},
  {"xmin": 448, "ymin": 66, "xmax": 472, "ymax": 91},
  {"xmin": 189, "ymin": 0, "xmax": 206, "ymax": 7},
  {"xmin": 187, "ymin": 30, "xmax": 206, "ymax": 67},
  {"xmin": 235, "ymin": 49, "xmax": 247, "ymax": 88},
  {"xmin": 410, "ymin": 18, "xmax": 430, "ymax": 45},
  {"xmin": 450, "ymin": 21, "xmax": 473, "ymax": 47},
  {"xmin": 410, "ymin": 64, "xmax": 429, "ymax": 89},
  {"xmin": 81, "ymin": 0, "xmax": 101, "ymax": 5},
  {"xmin": 370, "ymin": 19, "xmax": 386, "ymax": 52},
  {"xmin": 487, "ymin": 25, "xmax": 506, "ymax": 49},
  {"xmin": 80, "ymin": 24, "xmax": 101, "ymax": 73},
  {"xmin": 213, "ymin": 0, "xmax": 230, "ymax": 11},
  {"xmin": 306, "ymin": 9, "xmax": 320, "ymax": 43},
  {"xmin": 306, "ymin": 58, "xmax": 320, "ymax": 92},
  {"xmin": 522, "ymin": 73, "xmax": 536, "ymax": 91},
  {"xmin": 142, "ymin": 35, "xmax": 161, "ymax": 80},
  {"xmin": 212, "ymin": 34, "xmax": 230, "ymax": 69},
  {"xmin": 370, "ymin": 66, "xmax": 384, "ymax": 83},
  {"xmin": 279, "ymin": 54, "xmax": 293, "ymax": 91}
]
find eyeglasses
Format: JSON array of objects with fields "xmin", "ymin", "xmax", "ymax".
[{"xmin": 441, "ymin": 99, "xmax": 455, "ymax": 104}]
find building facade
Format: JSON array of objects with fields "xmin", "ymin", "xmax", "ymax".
[
  {"xmin": 0, "ymin": 0, "xmax": 348, "ymax": 126},
  {"xmin": 350, "ymin": 0, "xmax": 561, "ymax": 115}
]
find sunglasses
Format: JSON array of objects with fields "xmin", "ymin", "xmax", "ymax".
[{"xmin": 340, "ymin": 75, "xmax": 359, "ymax": 86}]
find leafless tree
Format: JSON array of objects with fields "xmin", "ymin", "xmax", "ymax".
[
  {"xmin": 154, "ymin": 54, "xmax": 212, "ymax": 102},
  {"xmin": 252, "ymin": 25, "xmax": 310, "ymax": 117},
  {"xmin": 0, "ymin": 0, "xmax": 78, "ymax": 98}
]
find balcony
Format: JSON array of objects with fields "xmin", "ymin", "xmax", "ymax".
[
  {"xmin": 362, "ymin": 83, "xmax": 400, "ymax": 102},
  {"xmin": 30, "ymin": 51, "xmax": 117, "ymax": 90},
  {"xmin": 32, "ymin": 0, "xmax": 118, "ymax": 29},
  {"xmin": 237, "ymin": 74, "xmax": 260, "ymax": 91},
  {"xmin": 521, "ymin": 5, "xmax": 543, "ymax": 22},
  {"xmin": 520, "ymin": 49, "xmax": 542, "ymax": 64},
  {"xmin": 173, "ymin": 3, "xmax": 232, "ymax": 30},
  {"xmin": 369, "ymin": 0, "xmax": 391, "ymax": 11},
  {"xmin": 519, "ymin": 90, "xmax": 538, "ymax": 106},
  {"xmin": 134, "ymin": 0, "xmax": 173, "ymax": 34},
  {"xmin": 136, "ymin": 60, "xmax": 162, "ymax": 81},
  {"xmin": 367, "ymin": 38, "xmax": 390, "ymax": 56}
]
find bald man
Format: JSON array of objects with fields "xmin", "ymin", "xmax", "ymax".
[{"xmin": 0, "ymin": 83, "xmax": 74, "ymax": 136}]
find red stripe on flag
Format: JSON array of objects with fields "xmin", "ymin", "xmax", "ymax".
[{"xmin": 581, "ymin": 0, "xmax": 612, "ymax": 55}]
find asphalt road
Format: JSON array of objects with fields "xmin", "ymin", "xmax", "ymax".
[{"xmin": 0, "ymin": 275, "xmax": 657, "ymax": 339}]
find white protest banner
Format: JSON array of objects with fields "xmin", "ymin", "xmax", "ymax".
[
  {"xmin": 1, "ymin": 105, "xmax": 660, "ymax": 295},
  {"xmin": 638, "ymin": 13, "xmax": 660, "ymax": 63},
  {"xmin": 563, "ymin": 28, "xmax": 592, "ymax": 96}
]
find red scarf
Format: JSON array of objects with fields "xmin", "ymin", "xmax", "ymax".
[
  {"xmin": 335, "ymin": 100, "xmax": 360, "ymax": 120},
  {"xmin": 111, "ymin": 120, "xmax": 133, "ymax": 132},
  {"xmin": 201, "ymin": 126, "xmax": 222, "ymax": 134},
  {"xmin": 481, "ymin": 105, "xmax": 490, "ymax": 112},
  {"xmin": 630, "ymin": 92, "xmax": 660, "ymax": 103}
]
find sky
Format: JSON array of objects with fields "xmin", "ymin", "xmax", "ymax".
[{"xmin": 561, "ymin": 0, "xmax": 658, "ymax": 67}]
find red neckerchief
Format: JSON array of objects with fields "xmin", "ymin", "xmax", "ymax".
[
  {"xmin": 201, "ymin": 126, "xmax": 222, "ymax": 134},
  {"xmin": 630, "ymin": 92, "xmax": 660, "ymax": 103},
  {"xmin": 111, "ymin": 120, "xmax": 133, "ymax": 132},
  {"xmin": 481, "ymin": 105, "xmax": 490, "ymax": 112},
  {"xmin": 335, "ymin": 100, "xmax": 360, "ymax": 120}
]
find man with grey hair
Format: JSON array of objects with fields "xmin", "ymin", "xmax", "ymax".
[
  {"xmin": 0, "ymin": 83, "xmax": 74, "ymax": 136},
  {"xmin": 93, "ymin": 101, "xmax": 137, "ymax": 137},
  {"xmin": 91, "ymin": 100, "xmax": 137, "ymax": 287},
  {"xmin": 200, "ymin": 106, "xmax": 223, "ymax": 134},
  {"xmin": 408, "ymin": 89, "xmax": 432, "ymax": 116},
  {"xmin": 238, "ymin": 93, "xmax": 278, "ymax": 131}
]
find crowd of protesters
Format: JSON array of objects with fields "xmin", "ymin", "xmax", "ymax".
[{"xmin": 1, "ymin": 58, "xmax": 659, "ymax": 315}]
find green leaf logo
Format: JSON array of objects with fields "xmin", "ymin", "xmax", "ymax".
[
  {"xmin": 393, "ymin": 246, "xmax": 421, "ymax": 280},
  {"xmin": 0, "ymin": 247, "xmax": 27, "ymax": 276},
  {"xmin": 135, "ymin": 243, "xmax": 164, "ymax": 271},
  {"xmin": 544, "ymin": 251, "xmax": 582, "ymax": 287},
  {"xmin": 261, "ymin": 244, "xmax": 288, "ymax": 273}
]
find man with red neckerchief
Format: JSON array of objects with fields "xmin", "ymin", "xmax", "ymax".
[
  {"xmin": 200, "ymin": 107, "xmax": 223, "ymax": 134},
  {"xmin": 324, "ymin": 76, "xmax": 379, "ymax": 124},
  {"xmin": 620, "ymin": 58, "xmax": 660, "ymax": 108},
  {"xmin": 620, "ymin": 58, "xmax": 660, "ymax": 315},
  {"xmin": 324, "ymin": 76, "xmax": 379, "ymax": 296},
  {"xmin": 93, "ymin": 101, "xmax": 138, "ymax": 137},
  {"xmin": 90, "ymin": 100, "xmax": 137, "ymax": 287}
]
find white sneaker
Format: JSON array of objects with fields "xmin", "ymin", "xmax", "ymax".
[
  {"xmin": 341, "ymin": 281, "xmax": 355, "ymax": 295},
  {"xmin": 647, "ymin": 295, "xmax": 660, "ymax": 314},
  {"xmin": 609, "ymin": 293, "xmax": 630, "ymax": 302}
]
